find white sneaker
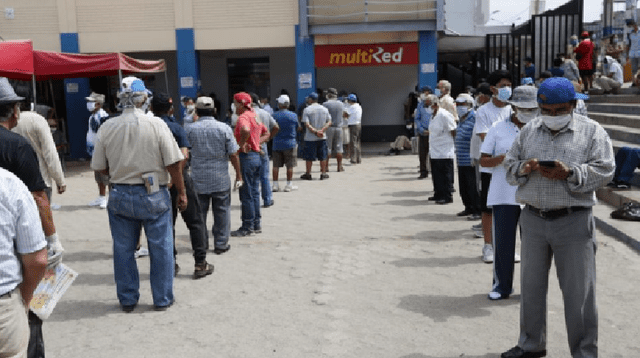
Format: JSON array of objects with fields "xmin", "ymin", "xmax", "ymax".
[
  {"xmin": 473, "ymin": 230, "xmax": 483, "ymax": 238},
  {"xmin": 88, "ymin": 196, "xmax": 105, "ymax": 206},
  {"xmin": 284, "ymin": 184, "xmax": 298, "ymax": 192},
  {"xmin": 482, "ymin": 244, "xmax": 494, "ymax": 263},
  {"xmin": 471, "ymin": 223, "xmax": 482, "ymax": 230},
  {"xmin": 99, "ymin": 196, "xmax": 108, "ymax": 209},
  {"xmin": 135, "ymin": 247, "xmax": 149, "ymax": 259},
  {"xmin": 272, "ymin": 183, "xmax": 280, "ymax": 192},
  {"xmin": 514, "ymin": 252, "xmax": 521, "ymax": 263}
]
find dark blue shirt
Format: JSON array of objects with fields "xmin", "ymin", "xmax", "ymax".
[
  {"xmin": 272, "ymin": 109, "xmax": 299, "ymax": 151},
  {"xmin": 160, "ymin": 115, "xmax": 190, "ymax": 149},
  {"xmin": 0, "ymin": 127, "xmax": 47, "ymax": 192},
  {"xmin": 525, "ymin": 64, "xmax": 536, "ymax": 78},
  {"xmin": 549, "ymin": 67, "xmax": 565, "ymax": 77}
]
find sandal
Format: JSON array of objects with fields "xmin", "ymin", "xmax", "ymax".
[{"xmin": 193, "ymin": 261, "xmax": 214, "ymax": 279}]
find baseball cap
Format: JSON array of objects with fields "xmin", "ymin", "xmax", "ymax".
[
  {"xmin": 509, "ymin": 85, "xmax": 538, "ymax": 109},
  {"xmin": 537, "ymin": 77, "xmax": 589, "ymax": 105},
  {"xmin": 521, "ymin": 77, "xmax": 534, "ymax": 85},
  {"xmin": 455, "ymin": 93, "xmax": 474, "ymax": 105},
  {"xmin": 276, "ymin": 94, "xmax": 290, "ymax": 105},
  {"xmin": 420, "ymin": 85, "xmax": 433, "ymax": 93},
  {"xmin": 121, "ymin": 76, "xmax": 146, "ymax": 93},
  {"xmin": 0, "ymin": 78, "xmax": 24, "ymax": 105},
  {"xmin": 581, "ymin": 31, "xmax": 590, "ymax": 38},
  {"xmin": 85, "ymin": 92, "xmax": 105, "ymax": 103},
  {"xmin": 347, "ymin": 94, "xmax": 357, "ymax": 102},
  {"xmin": 152, "ymin": 92, "xmax": 172, "ymax": 112},
  {"xmin": 196, "ymin": 96, "xmax": 214, "ymax": 109},
  {"xmin": 307, "ymin": 92, "xmax": 318, "ymax": 100},
  {"xmin": 476, "ymin": 82, "xmax": 492, "ymax": 96}
]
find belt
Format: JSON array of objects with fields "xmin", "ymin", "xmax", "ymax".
[{"xmin": 527, "ymin": 205, "xmax": 590, "ymax": 220}]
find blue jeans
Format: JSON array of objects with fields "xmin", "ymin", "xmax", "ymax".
[
  {"xmin": 260, "ymin": 144, "xmax": 273, "ymax": 205},
  {"xmin": 198, "ymin": 190, "xmax": 231, "ymax": 250},
  {"xmin": 107, "ymin": 185, "xmax": 174, "ymax": 307},
  {"xmin": 239, "ymin": 152, "xmax": 262, "ymax": 230},
  {"xmin": 614, "ymin": 146, "xmax": 640, "ymax": 183}
]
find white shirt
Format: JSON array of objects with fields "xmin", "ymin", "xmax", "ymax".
[
  {"xmin": 471, "ymin": 100, "xmax": 512, "ymax": 173},
  {"xmin": 608, "ymin": 61, "xmax": 624, "ymax": 85},
  {"xmin": 629, "ymin": 30, "xmax": 640, "ymax": 58},
  {"xmin": 481, "ymin": 119, "xmax": 520, "ymax": 206},
  {"xmin": 428, "ymin": 109, "xmax": 457, "ymax": 159},
  {"xmin": 345, "ymin": 102, "xmax": 362, "ymax": 125}
]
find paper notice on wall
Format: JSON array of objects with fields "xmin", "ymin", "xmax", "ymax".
[
  {"xmin": 298, "ymin": 73, "xmax": 312, "ymax": 89},
  {"xmin": 29, "ymin": 263, "xmax": 79, "ymax": 320},
  {"xmin": 421, "ymin": 63, "xmax": 435, "ymax": 74},
  {"xmin": 66, "ymin": 83, "xmax": 79, "ymax": 93},
  {"xmin": 180, "ymin": 76, "xmax": 194, "ymax": 88}
]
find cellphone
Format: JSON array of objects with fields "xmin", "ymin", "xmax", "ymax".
[{"xmin": 538, "ymin": 160, "xmax": 556, "ymax": 168}]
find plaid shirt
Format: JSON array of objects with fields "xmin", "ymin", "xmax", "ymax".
[
  {"xmin": 504, "ymin": 113, "xmax": 615, "ymax": 210},
  {"xmin": 186, "ymin": 117, "xmax": 239, "ymax": 194}
]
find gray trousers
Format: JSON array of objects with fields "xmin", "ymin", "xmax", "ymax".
[{"xmin": 518, "ymin": 208, "xmax": 598, "ymax": 358}]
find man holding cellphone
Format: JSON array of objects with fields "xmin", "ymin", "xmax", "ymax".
[{"xmin": 501, "ymin": 77, "xmax": 614, "ymax": 358}]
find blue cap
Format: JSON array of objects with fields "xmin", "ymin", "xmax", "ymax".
[
  {"xmin": 420, "ymin": 85, "xmax": 433, "ymax": 93},
  {"xmin": 521, "ymin": 77, "xmax": 534, "ymax": 85},
  {"xmin": 308, "ymin": 92, "xmax": 318, "ymax": 100},
  {"xmin": 537, "ymin": 77, "xmax": 589, "ymax": 104},
  {"xmin": 347, "ymin": 94, "xmax": 357, "ymax": 102}
]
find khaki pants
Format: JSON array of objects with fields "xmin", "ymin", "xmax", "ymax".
[{"xmin": 0, "ymin": 289, "xmax": 29, "ymax": 358}]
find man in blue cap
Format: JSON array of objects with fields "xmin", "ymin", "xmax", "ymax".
[{"xmin": 501, "ymin": 77, "xmax": 614, "ymax": 358}]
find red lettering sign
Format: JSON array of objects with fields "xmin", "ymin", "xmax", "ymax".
[{"xmin": 315, "ymin": 43, "xmax": 418, "ymax": 68}]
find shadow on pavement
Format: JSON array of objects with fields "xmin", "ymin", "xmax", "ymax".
[
  {"xmin": 399, "ymin": 353, "xmax": 498, "ymax": 358},
  {"xmin": 373, "ymin": 199, "xmax": 430, "ymax": 207},
  {"xmin": 372, "ymin": 177, "xmax": 420, "ymax": 182},
  {"xmin": 397, "ymin": 293, "xmax": 518, "ymax": 322},
  {"xmin": 63, "ymin": 250, "xmax": 112, "ymax": 263},
  {"xmin": 393, "ymin": 211, "xmax": 464, "ymax": 222},
  {"xmin": 381, "ymin": 191, "xmax": 427, "ymax": 198},
  {"xmin": 390, "ymin": 256, "xmax": 479, "ymax": 268},
  {"xmin": 47, "ymin": 299, "xmax": 117, "ymax": 321}
]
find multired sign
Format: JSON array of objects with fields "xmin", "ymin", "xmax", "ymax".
[{"xmin": 315, "ymin": 43, "xmax": 419, "ymax": 68}]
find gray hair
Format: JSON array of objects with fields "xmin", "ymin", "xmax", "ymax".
[
  {"xmin": 425, "ymin": 94, "xmax": 440, "ymax": 106},
  {"xmin": 438, "ymin": 80, "xmax": 451, "ymax": 92}
]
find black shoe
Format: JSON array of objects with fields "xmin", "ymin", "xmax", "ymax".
[
  {"xmin": 231, "ymin": 228, "xmax": 252, "ymax": 237},
  {"xmin": 253, "ymin": 226, "xmax": 262, "ymax": 234},
  {"xmin": 213, "ymin": 246, "xmax": 230, "ymax": 255},
  {"xmin": 300, "ymin": 173, "xmax": 312, "ymax": 180},
  {"xmin": 320, "ymin": 173, "xmax": 329, "ymax": 180},
  {"xmin": 263, "ymin": 201, "xmax": 274, "ymax": 208},
  {"xmin": 456, "ymin": 210, "xmax": 471, "ymax": 217},
  {"xmin": 121, "ymin": 304, "xmax": 136, "ymax": 313},
  {"xmin": 501, "ymin": 346, "xmax": 547, "ymax": 358},
  {"xmin": 428, "ymin": 196, "xmax": 438, "ymax": 201},
  {"xmin": 436, "ymin": 198, "xmax": 453, "ymax": 205},
  {"xmin": 174, "ymin": 263, "xmax": 180, "ymax": 277},
  {"xmin": 193, "ymin": 261, "xmax": 214, "ymax": 279},
  {"xmin": 154, "ymin": 300, "xmax": 174, "ymax": 312},
  {"xmin": 418, "ymin": 175, "xmax": 428, "ymax": 179}
]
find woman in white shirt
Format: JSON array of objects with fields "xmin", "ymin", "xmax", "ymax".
[{"xmin": 480, "ymin": 86, "xmax": 537, "ymax": 301}]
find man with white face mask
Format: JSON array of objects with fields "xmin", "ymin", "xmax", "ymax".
[
  {"xmin": 414, "ymin": 86, "xmax": 433, "ymax": 179},
  {"xmin": 500, "ymin": 77, "xmax": 614, "ymax": 358},
  {"xmin": 85, "ymin": 92, "xmax": 110, "ymax": 209}
]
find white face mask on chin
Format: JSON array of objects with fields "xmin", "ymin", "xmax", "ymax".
[{"xmin": 541, "ymin": 114, "xmax": 572, "ymax": 131}]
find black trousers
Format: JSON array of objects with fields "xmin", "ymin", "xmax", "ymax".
[
  {"xmin": 28, "ymin": 311, "xmax": 44, "ymax": 358},
  {"xmin": 457, "ymin": 166, "xmax": 481, "ymax": 214},
  {"xmin": 430, "ymin": 158, "xmax": 454, "ymax": 201},
  {"xmin": 170, "ymin": 171, "xmax": 208, "ymax": 264},
  {"xmin": 418, "ymin": 135, "xmax": 429, "ymax": 176}
]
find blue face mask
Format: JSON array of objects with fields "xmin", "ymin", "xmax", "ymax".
[
  {"xmin": 497, "ymin": 87, "xmax": 512, "ymax": 102},
  {"xmin": 434, "ymin": 88, "xmax": 442, "ymax": 97}
]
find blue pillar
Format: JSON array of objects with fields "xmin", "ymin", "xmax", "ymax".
[
  {"xmin": 176, "ymin": 28, "xmax": 199, "ymax": 121},
  {"xmin": 295, "ymin": 25, "xmax": 315, "ymax": 110},
  {"xmin": 61, "ymin": 33, "xmax": 91, "ymax": 159},
  {"xmin": 418, "ymin": 31, "xmax": 438, "ymax": 91}
]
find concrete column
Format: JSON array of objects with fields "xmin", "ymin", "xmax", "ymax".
[
  {"xmin": 175, "ymin": 28, "xmax": 199, "ymax": 121},
  {"xmin": 418, "ymin": 31, "xmax": 438, "ymax": 91},
  {"xmin": 60, "ymin": 33, "xmax": 91, "ymax": 159},
  {"xmin": 295, "ymin": 25, "xmax": 315, "ymax": 110}
]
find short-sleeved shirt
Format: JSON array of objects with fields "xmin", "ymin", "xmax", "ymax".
[
  {"xmin": 302, "ymin": 103, "xmax": 332, "ymax": 141},
  {"xmin": 187, "ymin": 117, "xmax": 239, "ymax": 194},
  {"xmin": 607, "ymin": 61, "xmax": 624, "ymax": 84},
  {"xmin": 629, "ymin": 30, "xmax": 640, "ymax": 58},
  {"xmin": 91, "ymin": 108, "xmax": 184, "ymax": 185},
  {"xmin": 0, "ymin": 127, "xmax": 47, "ymax": 192},
  {"xmin": 323, "ymin": 99, "xmax": 345, "ymax": 128},
  {"xmin": 254, "ymin": 106, "xmax": 278, "ymax": 153},
  {"xmin": 159, "ymin": 115, "xmax": 191, "ymax": 149},
  {"xmin": 561, "ymin": 60, "xmax": 581, "ymax": 82},
  {"xmin": 234, "ymin": 109, "xmax": 267, "ymax": 152},
  {"xmin": 86, "ymin": 108, "xmax": 109, "ymax": 149},
  {"xmin": 481, "ymin": 119, "xmax": 520, "ymax": 206},
  {"xmin": 345, "ymin": 103, "xmax": 362, "ymax": 126},
  {"xmin": 454, "ymin": 110, "xmax": 476, "ymax": 167},
  {"xmin": 471, "ymin": 100, "xmax": 512, "ymax": 173},
  {"xmin": 13, "ymin": 111, "xmax": 66, "ymax": 188},
  {"xmin": 272, "ymin": 109, "xmax": 299, "ymax": 151},
  {"xmin": 0, "ymin": 167, "xmax": 47, "ymax": 295},
  {"xmin": 428, "ymin": 109, "xmax": 457, "ymax": 159}
]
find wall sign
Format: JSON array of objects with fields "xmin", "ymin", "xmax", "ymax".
[{"xmin": 315, "ymin": 43, "xmax": 418, "ymax": 68}]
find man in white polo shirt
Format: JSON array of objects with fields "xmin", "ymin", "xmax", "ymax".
[{"xmin": 595, "ymin": 56, "xmax": 623, "ymax": 94}]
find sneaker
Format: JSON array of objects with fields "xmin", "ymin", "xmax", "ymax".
[
  {"xmin": 467, "ymin": 214, "xmax": 482, "ymax": 221},
  {"xmin": 231, "ymin": 228, "xmax": 252, "ymax": 237},
  {"xmin": 99, "ymin": 196, "xmax": 108, "ymax": 209},
  {"xmin": 300, "ymin": 173, "xmax": 312, "ymax": 180},
  {"xmin": 488, "ymin": 291, "xmax": 509, "ymax": 300},
  {"xmin": 482, "ymin": 244, "xmax": 494, "ymax": 263},
  {"xmin": 88, "ymin": 196, "xmax": 106, "ymax": 207},
  {"xmin": 272, "ymin": 183, "xmax": 280, "ymax": 192},
  {"xmin": 134, "ymin": 247, "xmax": 149, "ymax": 259},
  {"xmin": 193, "ymin": 261, "xmax": 214, "ymax": 279},
  {"xmin": 263, "ymin": 200, "xmax": 274, "ymax": 208},
  {"xmin": 473, "ymin": 230, "xmax": 483, "ymax": 238},
  {"xmin": 284, "ymin": 184, "xmax": 298, "ymax": 192},
  {"xmin": 514, "ymin": 253, "xmax": 521, "ymax": 263},
  {"xmin": 320, "ymin": 173, "xmax": 329, "ymax": 180},
  {"xmin": 471, "ymin": 223, "xmax": 482, "ymax": 230},
  {"xmin": 253, "ymin": 226, "xmax": 262, "ymax": 234}
]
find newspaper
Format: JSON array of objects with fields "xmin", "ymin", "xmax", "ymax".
[{"xmin": 29, "ymin": 263, "xmax": 78, "ymax": 320}]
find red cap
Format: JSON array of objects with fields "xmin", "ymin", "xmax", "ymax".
[
  {"xmin": 233, "ymin": 92, "xmax": 252, "ymax": 109},
  {"xmin": 581, "ymin": 31, "xmax": 589, "ymax": 38}
]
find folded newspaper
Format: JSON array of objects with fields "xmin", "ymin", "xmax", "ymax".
[{"xmin": 29, "ymin": 263, "xmax": 78, "ymax": 320}]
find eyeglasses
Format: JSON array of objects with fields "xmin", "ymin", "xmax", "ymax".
[{"xmin": 539, "ymin": 107, "xmax": 572, "ymax": 116}]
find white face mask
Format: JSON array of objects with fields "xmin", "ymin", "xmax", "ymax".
[
  {"xmin": 516, "ymin": 109, "xmax": 538, "ymax": 123},
  {"xmin": 425, "ymin": 107, "xmax": 434, "ymax": 116},
  {"xmin": 456, "ymin": 106, "xmax": 469, "ymax": 118},
  {"xmin": 420, "ymin": 94, "xmax": 427, "ymax": 101},
  {"xmin": 87, "ymin": 102, "xmax": 96, "ymax": 112},
  {"xmin": 541, "ymin": 114, "xmax": 572, "ymax": 131}
]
